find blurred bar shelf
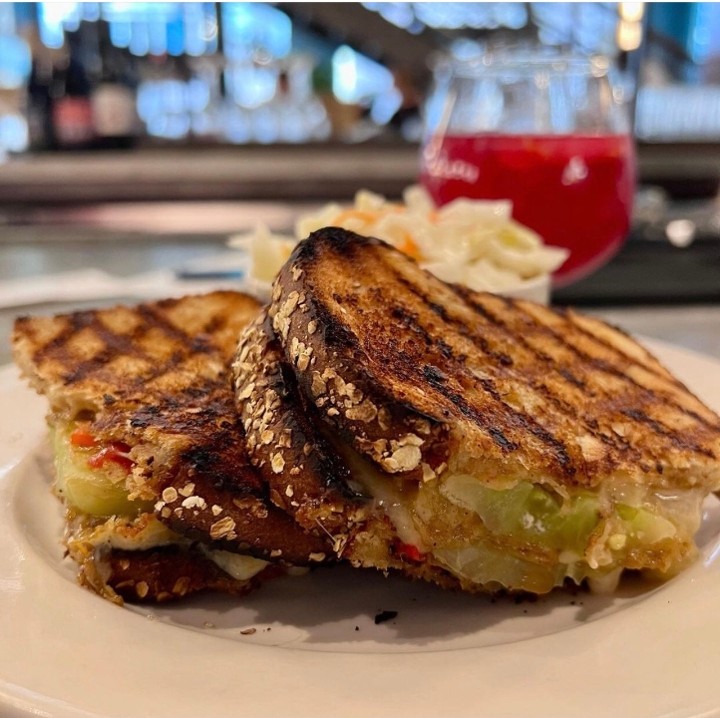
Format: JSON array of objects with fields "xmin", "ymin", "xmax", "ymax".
[
  {"xmin": 2, "ymin": 141, "xmax": 720, "ymax": 205},
  {"xmin": 0, "ymin": 144, "xmax": 419, "ymax": 204}
]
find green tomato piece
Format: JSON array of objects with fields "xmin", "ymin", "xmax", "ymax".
[
  {"xmin": 53, "ymin": 427, "xmax": 147, "ymax": 517},
  {"xmin": 617, "ymin": 504, "xmax": 677, "ymax": 544},
  {"xmin": 441, "ymin": 475, "xmax": 601, "ymax": 552}
]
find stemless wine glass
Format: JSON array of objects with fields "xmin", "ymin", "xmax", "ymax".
[{"xmin": 420, "ymin": 51, "xmax": 636, "ymax": 286}]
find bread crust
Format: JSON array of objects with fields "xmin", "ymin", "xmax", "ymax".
[
  {"xmin": 81, "ymin": 545, "xmax": 279, "ymax": 604},
  {"xmin": 233, "ymin": 313, "xmax": 363, "ymax": 538}
]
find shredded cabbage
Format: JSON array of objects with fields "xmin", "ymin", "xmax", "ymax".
[{"xmin": 229, "ymin": 186, "xmax": 568, "ymax": 292}]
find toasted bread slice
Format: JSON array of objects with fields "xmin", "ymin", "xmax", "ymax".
[
  {"xmin": 13, "ymin": 291, "xmax": 328, "ymax": 602},
  {"xmin": 261, "ymin": 229, "xmax": 720, "ymax": 593},
  {"xmin": 270, "ymin": 229, "xmax": 720, "ymax": 492},
  {"xmin": 233, "ymin": 312, "xmax": 459, "ymax": 590},
  {"xmin": 233, "ymin": 312, "xmax": 358, "ymax": 535}
]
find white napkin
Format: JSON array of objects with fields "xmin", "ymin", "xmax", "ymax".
[{"xmin": 0, "ymin": 268, "xmax": 243, "ymax": 310}]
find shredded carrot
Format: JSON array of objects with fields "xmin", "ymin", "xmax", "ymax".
[
  {"xmin": 383, "ymin": 203, "xmax": 405, "ymax": 213},
  {"xmin": 332, "ymin": 206, "xmax": 419, "ymax": 258},
  {"xmin": 332, "ymin": 205, "xmax": 406, "ymax": 228},
  {"xmin": 397, "ymin": 231, "xmax": 421, "ymax": 259}
]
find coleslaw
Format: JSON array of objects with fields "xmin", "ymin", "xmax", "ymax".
[{"xmin": 229, "ymin": 186, "xmax": 568, "ymax": 295}]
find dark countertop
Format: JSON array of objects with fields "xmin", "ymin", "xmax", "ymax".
[{"xmin": 554, "ymin": 237, "xmax": 720, "ymax": 306}]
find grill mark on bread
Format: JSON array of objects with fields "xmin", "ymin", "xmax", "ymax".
[
  {"xmin": 558, "ymin": 368, "xmax": 586, "ymax": 389},
  {"xmin": 200, "ymin": 314, "xmax": 229, "ymax": 335},
  {"xmin": 421, "ymin": 365, "xmax": 517, "ymax": 452},
  {"xmin": 446, "ymin": 287, "xmax": 640, "ymax": 457},
  {"xmin": 135, "ymin": 303, "xmax": 211, "ymax": 351},
  {"xmin": 476, "ymin": 376, "xmax": 574, "ymax": 471},
  {"xmin": 557, "ymin": 306, "xmax": 677, "ymax": 384},
  {"xmin": 508, "ymin": 297, "xmax": 718, "ymax": 429},
  {"xmin": 506, "ymin": 302, "xmax": 719, "ymax": 451},
  {"xmin": 452, "ymin": 285, "xmax": 594, "ymax": 388},
  {"xmin": 35, "ymin": 302, "xmax": 219, "ymax": 388},
  {"xmin": 61, "ymin": 314, "xmax": 153, "ymax": 384},
  {"xmin": 529, "ymin": 379, "xmax": 638, "ymax": 459},
  {"xmin": 387, "ymin": 270, "xmax": 579, "ymax": 472},
  {"xmin": 621, "ymin": 408, "xmax": 715, "ymax": 458},
  {"xmin": 25, "ymin": 312, "xmax": 94, "ymax": 363},
  {"xmin": 393, "ymin": 275, "xmax": 514, "ymax": 366},
  {"xmin": 390, "ymin": 305, "xmax": 454, "ymax": 358},
  {"xmin": 451, "ymin": 286, "xmax": 720, "ymax": 446},
  {"xmin": 385, "ymin": 290, "xmax": 576, "ymax": 471},
  {"xmin": 448, "ymin": 287, "xmax": 642, "ymax": 460}
]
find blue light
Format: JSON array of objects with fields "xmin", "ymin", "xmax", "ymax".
[
  {"xmin": 332, "ymin": 45, "xmax": 357, "ymax": 104},
  {"xmin": 38, "ymin": 3, "xmax": 77, "ymax": 48},
  {"xmin": 0, "ymin": 113, "xmax": 29, "ymax": 153},
  {"xmin": 222, "ymin": 3, "xmax": 291, "ymax": 60},
  {"xmin": 0, "ymin": 35, "xmax": 31, "ymax": 89},
  {"xmin": 166, "ymin": 15, "xmax": 184, "ymax": 56},
  {"xmin": 129, "ymin": 19, "xmax": 149, "ymax": 56},
  {"xmin": 183, "ymin": 3, "xmax": 204, "ymax": 57},
  {"xmin": 226, "ymin": 63, "xmax": 278, "ymax": 109},
  {"xmin": 109, "ymin": 19, "xmax": 131, "ymax": 48},
  {"xmin": 82, "ymin": 3, "xmax": 101, "ymax": 22},
  {"xmin": 147, "ymin": 6, "xmax": 168, "ymax": 56},
  {"xmin": 332, "ymin": 44, "xmax": 393, "ymax": 105}
]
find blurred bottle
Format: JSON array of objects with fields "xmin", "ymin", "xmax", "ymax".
[
  {"xmin": 90, "ymin": 21, "xmax": 138, "ymax": 149},
  {"xmin": 50, "ymin": 26, "xmax": 95, "ymax": 149},
  {"xmin": 25, "ymin": 54, "xmax": 55, "ymax": 150}
]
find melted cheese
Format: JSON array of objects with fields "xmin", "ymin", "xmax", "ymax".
[
  {"xmin": 341, "ymin": 447, "xmax": 427, "ymax": 551},
  {"xmin": 202, "ymin": 549, "xmax": 269, "ymax": 582},
  {"xmin": 68, "ymin": 514, "xmax": 179, "ymax": 551}
]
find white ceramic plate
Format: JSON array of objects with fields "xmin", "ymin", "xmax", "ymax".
[{"xmin": 2, "ymin": 339, "xmax": 720, "ymax": 718}]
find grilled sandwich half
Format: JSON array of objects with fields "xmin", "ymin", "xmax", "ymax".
[
  {"xmin": 238, "ymin": 228, "xmax": 720, "ymax": 594},
  {"xmin": 13, "ymin": 291, "xmax": 328, "ymax": 603}
]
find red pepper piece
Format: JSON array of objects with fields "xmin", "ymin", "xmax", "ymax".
[
  {"xmin": 394, "ymin": 541, "xmax": 426, "ymax": 563},
  {"xmin": 87, "ymin": 442, "xmax": 134, "ymax": 472},
  {"xmin": 70, "ymin": 428, "xmax": 97, "ymax": 448}
]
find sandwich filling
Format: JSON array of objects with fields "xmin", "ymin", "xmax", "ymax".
[
  {"xmin": 53, "ymin": 421, "xmax": 270, "ymax": 587},
  {"xmin": 345, "ymin": 443, "xmax": 703, "ymax": 594}
]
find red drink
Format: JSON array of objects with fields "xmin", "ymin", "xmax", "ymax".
[{"xmin": 420, "ymin": 133, "xmax": 635, "ymax": 285}]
